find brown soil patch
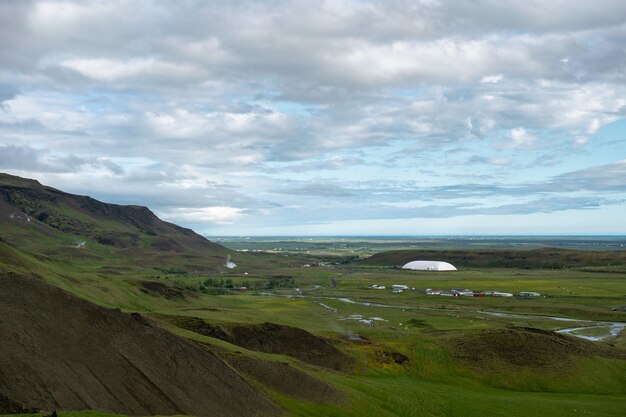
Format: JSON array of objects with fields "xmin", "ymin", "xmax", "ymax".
[
  {"xmin": 0, "ymin": 393, "xmax": 38, "ymax": 414},
  {"xmin": 0, "ymin": 272, "xmax": 281, "ymax": 417},
  {"xmin": 139, "ymin": 281, "xmax": 186, "ymax": 299},
  {"xmin": 160, "ymin": 315, "xmax": 354, "ymax": 370},
  {"xmin": 96, "ymin": 232, "xmax": 141, "ymax": 248},
  {"xmin": 374, "ymin": 350, "xmax": 410, "ymax": 365},
  {"xmin": 454, "ymin": 326, "xmax": 626, "ymax": 371},
  {"xmin": 222, "ymin": 353, "xmax": 343, "ymax": 404},
  {"xmin": 151, "ymin": 237, "xmax": 183, "ymax": 252}
]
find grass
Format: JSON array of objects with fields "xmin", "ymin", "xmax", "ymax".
[{"xmin": 2, "ymin": 229, "xmax": 626, "ymax": 416}]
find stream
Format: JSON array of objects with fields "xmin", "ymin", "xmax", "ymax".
[
  {"xmin": 257, "ymin": 292, "xmax": 625, "ymax": 341},
  {"xmin": 477, "ymin": 311, "xmax": 625, "ymax": 341}
]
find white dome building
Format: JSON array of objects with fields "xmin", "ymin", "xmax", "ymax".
[{"xmin": 402, "ymin": 260, "xmax": 457, "ymax": 271}]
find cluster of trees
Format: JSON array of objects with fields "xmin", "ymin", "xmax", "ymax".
[
  {"xmin": 169, "ymin": 275, "xmax": 297, "ymax": 295},
  {"xmin": 175, "ymin": 276, "xmax": 297, "ymax": 295}
]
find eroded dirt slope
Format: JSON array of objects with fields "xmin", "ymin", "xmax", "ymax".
[
  {"xmin": 0, "ymin": 272, "xmax": 282, "ymax": 417},
  {"xmin": 158, "ymin": 315, "xmax": 354, "ymax": 371}
]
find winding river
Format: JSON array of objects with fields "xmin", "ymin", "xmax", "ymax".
[{"xmin": 258, "ymin": 292, "xmax": 625, "ymax": 341}]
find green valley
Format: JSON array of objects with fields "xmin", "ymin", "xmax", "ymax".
[{"xmin": 1, "ymin": 174, "xmax": 625, "ymax": 417}]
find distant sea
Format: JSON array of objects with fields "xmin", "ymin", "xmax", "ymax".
[{"xmin": 212, "ymin": 235, "xmax": 626, "ymax": 251}]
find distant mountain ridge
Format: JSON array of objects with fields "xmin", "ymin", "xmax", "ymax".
[{"xmin": 0, "ymin": 172, "xmax": 221, "ymax": 252}]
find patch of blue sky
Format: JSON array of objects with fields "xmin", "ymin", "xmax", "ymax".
[
  {"xmin": 205, "ymin": 203, "xmax": 626, "ymax": 237},
  {"xmin": 66, "ymin": 89, "xmax": 141, "ymax": 114},
  {"xmin": 528, "ymin": 118, "xmax": 626, "ymax": 176},
  {"xmin": 267, "ymin": 100, "xmax": 324, "ymax": 117},
  {"xmin": 389, "ymin": 87, "xmax": 432, "ymax": 99},
  {"xmin": 108, "ymin": 156, "xmax": 157, "ymax": 170}
]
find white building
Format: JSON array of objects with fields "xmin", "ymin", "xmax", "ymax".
[
  {"xmin": 492, "ymin": 291, "xmax": 513, "ymax": 297},
  {"xmin": 402, "ymin": 260, "xmax": 457, "ymax": 271},
  {"xmin": 369, "ymin": 284, "xmax": 386, "ymax": 290},
  {"xmin": 519, "ymin": 291, "xmax": 541, "ymax": 297}
]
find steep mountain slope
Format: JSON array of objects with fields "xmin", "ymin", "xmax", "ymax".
[
  {"xmin": 0, "ymin": 173, "xmax": 232, "ymax": 274},
  {"xmin": 0, "ymin": 272, "xmax": 282, "ymax": 417},
  {"xmin": 0, "ymin": 173, "xmax": 223, "ymax": 252},
  {"xmin": 0, "ymin": 174, "xmax": 341, "ymax": 416}
]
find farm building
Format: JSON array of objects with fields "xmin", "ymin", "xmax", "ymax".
[
  {"xmin": 492, "ymin": 291, "xmax": 513, "ymax": 297},
  {"xmin": 519, "ymin": 291, "xmax": 541, "ymax": 297},
  {"xmin": 369, "ymin": 284, "xmax": 386, "ymax": 290},
  {"xmin": 402, "ymin": 260, "xmax": 457, "ymax": 271}
]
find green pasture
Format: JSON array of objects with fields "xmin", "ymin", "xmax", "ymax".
[{"xmin": 2, "ymin": 235, "xmax": 626, "ymax": 417}]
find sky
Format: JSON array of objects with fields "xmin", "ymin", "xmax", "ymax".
[{"xmin": 1, "ymin": 0, "xmax": 626, "ymax": 236}]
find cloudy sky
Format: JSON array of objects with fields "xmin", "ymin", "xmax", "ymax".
[{"xmin": 1, "ymin": 0, "xmax": 626, "ymax": 235}]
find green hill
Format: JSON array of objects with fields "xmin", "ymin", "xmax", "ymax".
[
  {"xmin": 0, "ymin": 173, "xmax": 226, "ymax": 260},
  {"xmin": 0, "ymin": 272, "xmax": 281, "ymax": 417},
  {"xmin": 360, "ymin": 248, "xmax": 626, "ymax": 269},
  {"xmin": 1, "ymin": 173, "xmax": 625, "ymax": 417}
]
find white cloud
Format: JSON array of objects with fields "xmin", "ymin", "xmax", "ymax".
[
  {"xmin": 481, "ymin": 74, "xmax": 504, "ymax": 84},
  {"xmin": 61, "ymin": 58, "xmax": 206, "ymax": 82},
  {"xmin": 506, "ymin": 127, "xmax": 536, "ymax": 149},
  {"xmin": 2, "ymin": 0, "xmax": 626, "ymax": 233},
  {"xmin": 161, "ymin": 207, "xmax": 246, "ymax": 225}
]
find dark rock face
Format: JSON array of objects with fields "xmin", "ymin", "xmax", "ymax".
[
  {"xmin": 0, "ymin": 273, "xmax": 282, "ymax": 417},
  {"xmin": 77, "ymin": 196, "xmax": 157, "ymax": 233}
]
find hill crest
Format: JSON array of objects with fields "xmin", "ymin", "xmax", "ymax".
[{"xmin": 0, "ymin": 172, "xmax": 223, "ymax": 253}]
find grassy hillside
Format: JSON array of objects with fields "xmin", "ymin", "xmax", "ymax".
[
  {"xmin": 360, "ymin": 248, "xmax": 626, "ymax": 269},
  {"xmin": 0, "ymin": 173, "xmax": 228, "ymax": 266},
  {"xmin": 1, "ymin": 174, "xmax": 625, "ymax": 417},
  {"xmin": 0, "ymin": 273, "xmax": 280, "ymax": 417}
]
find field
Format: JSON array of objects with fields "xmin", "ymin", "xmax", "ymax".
[
  {"xmin": 215, "ymin": 235, "xmax": 626, "ymax": 256},
  {"xmin": 3, "ymin": 235, "xmax": 625, "ymax": 417},
  {"xmin": 1, "ymin": 185, "xmax": 625, "ymax": 417}
]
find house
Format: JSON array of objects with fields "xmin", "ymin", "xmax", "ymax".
[
  {"xmin": 519, "ymin": 291, "xmax": 541, "ymax": 297},
  {"xmin": 451, "ymin": 288, "xmax": 473, "ymax": 296},
  {"xmin": 492, "ymin": 291, "xmax": 513, "ymax": 297},
  {"xmin": 368, "ymin": 284, "xmax": 386, "ymax": 290}
]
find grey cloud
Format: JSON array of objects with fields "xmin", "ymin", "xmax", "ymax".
[
  {"xmin": 1, "ymin": 1, "xmax": 625, "ymax": 232},
  {"xmin": 268, "ymin": 156, "xmax": 366, "ymax": 173},
  {"xmin": 264, "ymin": 160, "xmax": 626, "ymax": 206},
  {"xmin": 1, "ymin": 1, "xmax": 624, "ymax": 163},
  {"xmin": 245, "ymin": 196, "xmax": 616, "ymax": 226},
  {"xmin": 0, "ymin": 84, "xmax": 19, "ymax": 105},
  {"xmin": 0, "ymin": 144, "xmax": 122, "ymax": 174},
  {"xmin": 273, "ymin": 182, "xmax": 355, "ymax": 198},
  {"xmin": 548, "ymin": 160, "xmax": 626, "ymax": 192}
]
